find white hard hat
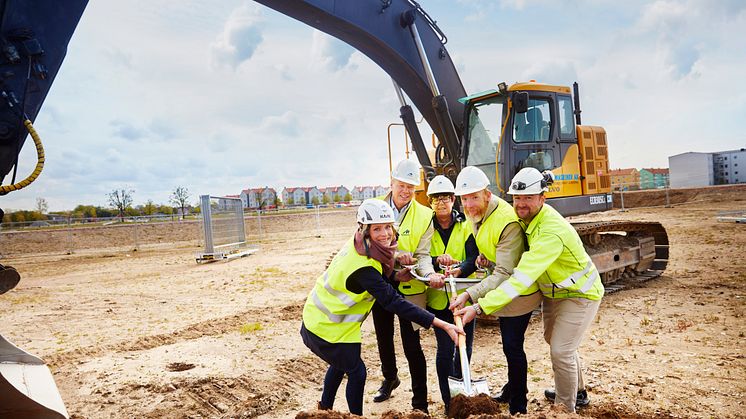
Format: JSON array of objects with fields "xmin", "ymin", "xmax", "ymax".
[
  {"xmin": 357, "ymin": 199, "xmax": 395, "ymax": 225},
  {"xmin": 508, "ymin": 167, "xmax": 555, "ymax": 195},
  {"xmin": 454, "ymin": 166, "xmax": 490, "ymax": 196},
  {"xmin": 391, "ymin": 159, "xmax": 421, "ymax": 186},
  {"xmin": 426, "ymin": 175, "xmax": 455, "ymax": 196}
]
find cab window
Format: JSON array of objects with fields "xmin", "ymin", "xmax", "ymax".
[
  {"xmin": 558, "ymin": 95, "xmax": 575, "ymax": 138},
  {"xmin": 513, "ymin": 99, "xmax": 551, "ymax": 143}
]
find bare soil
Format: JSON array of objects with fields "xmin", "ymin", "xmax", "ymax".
[{"xmin": 1, "ymin": 187, "xmax": 744, "ymax": 418}]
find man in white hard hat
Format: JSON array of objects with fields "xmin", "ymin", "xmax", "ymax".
[
  {"xmin": 448, "ymin": 166, "xmax": 541, "ymax": 415},
  {"xmin": 454, "ymin": 167, "xmax": 604, "ymax": 412},
  {"xmin": 371, "ymin": 159, "xmax": 444, "ymax": 414},
  {"xmin": 424, "ymin": 175, "xmax": 479, "ymax": 413}
]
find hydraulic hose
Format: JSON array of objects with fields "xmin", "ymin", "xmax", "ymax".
[{"xmin": 0, "ymin": 119, "xmax": 44, "ymax": 195}]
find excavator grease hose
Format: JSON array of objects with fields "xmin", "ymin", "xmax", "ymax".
[{"xmin": 0, "ymin": 119, "xmax": 44, "ymax": 195}]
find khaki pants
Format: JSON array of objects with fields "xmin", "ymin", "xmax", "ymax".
[{"xmin": 542, "ymin": 297, "xmax": 601, "ymax": 412}]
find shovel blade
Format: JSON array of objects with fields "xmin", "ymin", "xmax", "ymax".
[{"xmin": 448, "ymin": 376, "xmax": 490, "ymax": 398}]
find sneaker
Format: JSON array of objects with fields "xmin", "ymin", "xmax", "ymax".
[{"xmin": 543, "ymin": 388, "xmax": 590, "ymax": 408}]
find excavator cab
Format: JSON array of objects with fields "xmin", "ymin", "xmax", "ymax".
[{"xmin": 462, "ymin": 81, "xmax": 613, "ymax": 216}]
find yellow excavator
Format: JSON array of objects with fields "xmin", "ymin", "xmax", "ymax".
[
  {"xmin": 0, "ymin": 0, "xmax": 667, "ymax": 416},
  {"xmin": 253, "ymin": 0, "xmax": 669, "ymax": 286}
]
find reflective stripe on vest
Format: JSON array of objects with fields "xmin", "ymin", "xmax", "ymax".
[
  {"xmin": 302, "ymin": 240, "xmax": 381, "ymax": 343},
  {"xmin": 537, "ymin": 263, "xmax": 600, "ymax": 295},
  {"xmin": 524, "ymin": 205, "xmax": 604, "ymax": 300}
]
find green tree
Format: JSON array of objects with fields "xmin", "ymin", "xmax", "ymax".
[
  {"xmin": 333, "ymin": 195, "xmax": 341, "ymax": 203},
  {"xmin": 142, "ymin": 200, "xmax": 157, "ymax": 215},
  {"xmin": 322, "ymin": 194, "xmax": 330, "ymax": 204},
  {"xmin": 343, "ymin": 193, "xmax": 352, "ymax": 202},
  {"xmin": 286, "ymin": 197, "xmax": 294, "ymax": 206},
  {"xmin": 312, "ymin": 196, "xmax": 320, "ymax": 205},
  {"xmin": 157, "ymin": 205, "xmax": 173, "ymax": 215}
]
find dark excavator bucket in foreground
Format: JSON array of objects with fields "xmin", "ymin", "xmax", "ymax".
[{"xmin": 0, "ymin": 334, "xmax": 68, "ymax": 418}]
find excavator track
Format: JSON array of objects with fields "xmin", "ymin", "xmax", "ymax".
[{"xmin": 572, "ymin": 221, "xmax": 669, "ymax": 293}]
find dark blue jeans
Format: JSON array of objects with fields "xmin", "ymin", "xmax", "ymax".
[
  {"xmin": 429, "ymin": 306, "xmax": 475, "ymax": 409},
  {"xmin": 499, "ymin": 311, "xmax": 533, "ymax": 414},
  {"xmin": 300, "ymin": 323, "xmax": 367, "ymax": 415}
]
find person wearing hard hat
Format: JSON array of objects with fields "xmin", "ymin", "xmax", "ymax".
[
  {"xmin": 371, "ymin": 159, "xmax": 445, "ymax": 414},
  {"xmin": 424, "ymin": 175, "xmax": 479, "ymax": 413},
  {"xmin": 454, "ymin": 167, "xmax": 604, "ymax": 413},
  {"xmin": 301, "ymin": 199, "xmax": 462, "ymax": 416},
  {"xmin": 448, "ymin": 166, "xmax": 542, "ymax": 415}
]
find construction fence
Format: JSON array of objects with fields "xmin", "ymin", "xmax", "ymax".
[{"xmin": 0, "ymin": 207, "xmax": 357, "ymax": 259}]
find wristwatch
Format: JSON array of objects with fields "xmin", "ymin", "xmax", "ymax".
[{"xmin": 473, "ymin": 303, "xmax": 483, "ymax": 315}]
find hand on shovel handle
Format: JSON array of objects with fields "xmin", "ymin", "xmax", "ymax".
[{"xmin": 433, "ymin": 318, "xmax": 464, "ymax": 344}]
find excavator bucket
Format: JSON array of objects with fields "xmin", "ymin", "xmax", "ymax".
[{"xmin": 0, "ymin": 334, "xmax": 68, "ymax": 418}]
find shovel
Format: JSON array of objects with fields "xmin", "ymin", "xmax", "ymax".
[{"xmin": 445, "ymin": 274, "xmax": 490, "ymax": 397}]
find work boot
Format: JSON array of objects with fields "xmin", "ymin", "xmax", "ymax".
[
  {"xmin": 491, "ymin": 382, "xmax": 511, "ymax": 403},
  {"xmin": 316, "ymin": 401, "xmax": 331, "ymax": 411},
  {"xmin": 543, "ymin": 388, "xmax": 590, "ymax": 408},
  {"xmin": 373, "ymin": 377, "xmax": 401, "ymax": 402}
]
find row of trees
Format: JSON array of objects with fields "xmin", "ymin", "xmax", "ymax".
[{"xmin": 1, "ymin": 187, "xmax": 194, "ymax": 223}]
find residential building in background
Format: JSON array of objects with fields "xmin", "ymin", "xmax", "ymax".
[
  {"xmin": 375, "ymin": 186, "xmax": 390, "ymax": 197},
  {"xmin": 319, "ymin": 185, "xmax": 350, "ymax": 203},
  {"xmin": 609, "ymin": 168, "xmax": 640, "ymax": 191},
  {"xmin": 668, "ymin": 149, "xmax": 746, "ymax": 188},
  {"xmin": 713, "ymin": 149, "xmax": 745, "ymax": 185},
  {"xmin": 240, "ymin": 187, "xmax": 278, "ymax": 209},
  {"xmin": 639, "ymin": 168, "xmax": 669, "ymax": 189},
  {"xmin": 351, "ymin": 185, "xmax": 389, "ymax": 200},
  {"xmin": 281, "ymin": 187, "xmax": 322, "ymax": 206}
]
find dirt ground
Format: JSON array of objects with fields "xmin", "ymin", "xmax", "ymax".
[{"xmin": 1, "ymin": 187, "xmax": 744, "ymax": 418}]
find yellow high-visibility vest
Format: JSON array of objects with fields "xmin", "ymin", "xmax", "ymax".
[
  {"xmin": 302, "ymin": 239, "xmax": 380, "ymax": 343},
  {"xmin": 478, "ymin": 204, "xmax": 604, "ymax": 315},
  {"xmin": 427, "ymin": 217, "xmax": 475, "ymax": 310}
]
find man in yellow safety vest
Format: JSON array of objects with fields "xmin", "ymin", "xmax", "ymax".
[
  {"xmin": 449, "ymin": 166, "xmax": 542, "ymax": 415},
  {"xmin": 371, "ymin": 159, "xmax": 445, "ymax": 415},
  {"xmin": 454, "ymin": 167, "xmax": 604, "ymax": 412}
]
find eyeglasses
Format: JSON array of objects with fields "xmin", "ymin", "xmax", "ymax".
[{"xmin": 430, "ymin": 195, "xmax": 452, "ymax": 204}]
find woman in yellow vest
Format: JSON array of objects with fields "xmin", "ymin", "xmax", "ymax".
[
  {"xmin": 300, "ymin": 199, "xmax": 462, "ymax": 416},
  {"xmin": 424, "ymin": 175, "xmax": 479, "ymax": 413}
]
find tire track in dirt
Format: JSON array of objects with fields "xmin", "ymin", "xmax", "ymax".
[{"xmin": 47, "ymin": 299, "xmax": 306, "ymax": 369}]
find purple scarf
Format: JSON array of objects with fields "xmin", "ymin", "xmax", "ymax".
[{"xmin": 354, "ymin": 229, "xmax": 397, "ymax": 277}]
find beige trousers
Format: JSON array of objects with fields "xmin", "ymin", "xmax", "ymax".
[{"xmin": 542, "ymin": 297, "xmax": 601, "ymax": 412}]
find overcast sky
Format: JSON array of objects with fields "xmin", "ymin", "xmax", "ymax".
[{"xmin": 3, "ymin": 0, "xmax": 745, "ymax": 212}]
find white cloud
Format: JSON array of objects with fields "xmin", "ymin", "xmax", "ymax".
[
  {"xmin": 310, "ymin": 30, "xmax": 356, "ymax": 72},
  {"xmin": 3, "ymin": 1, "xmax": 746, "ymax": 212},
  {"xmin": 209, "ymin": 3, "xmax": 264, "ymax": 70}
]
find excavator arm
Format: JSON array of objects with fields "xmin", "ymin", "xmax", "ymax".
[
  {"xmin": 254, "ymin": 0, "xmax": 467, "ymax": 176},
  {"xmin": 0, "ymin": 0, "xmax": 87, "ymax": 191}
]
